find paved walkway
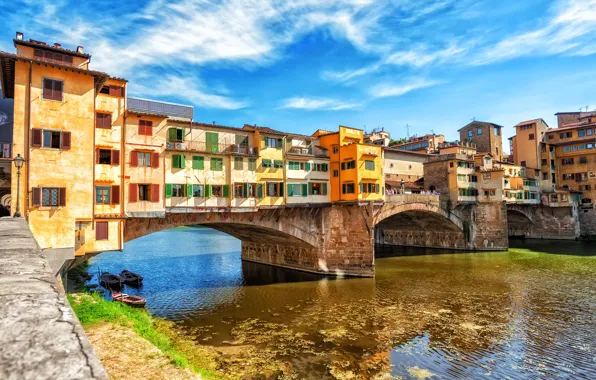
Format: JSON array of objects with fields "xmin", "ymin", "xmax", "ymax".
[{"xmin": 0, "ymin": 217, "xmax": 106, "ymax": 379}]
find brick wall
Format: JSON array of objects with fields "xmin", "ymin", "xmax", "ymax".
[
  {"xmin": 556, "ymin": 113, "xmax": 580, "ymax": 128},
  {"xmin": 579, "ymin": 208, "xmax": 596, "ymax": 238},
  {"xmin": 508, "ymin": 205, "xmax": 579, "ymax": 240},
  {"xmin": 460, "ymin": 202, "xmax": 509, "ymax": 250},
  {"xmin": 459, "ymin": 123, "xmax": 503, "ymax": 161}
]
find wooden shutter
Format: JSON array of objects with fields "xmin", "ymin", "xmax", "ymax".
[
  {"xmin": 243, "ymin": 183, "xmax": 249, "ymax": 197},
  {"xmin": 138, "ymin": 120, "xmax": 145, "ymax": 136},
  {"xmin": 186, "ymin": 184, "xmax": 193, "ymax": 198},
  {"xmin": 180, "ymin": 155, "xmax": 185, "ymax": 169},
  {"xmin": 59, "ymin": 188, "xmax": 66, "ymax": 206},
  {"xmin": 32, "ymin": 129, "xmax": 42, "ymax": 147},
  {"xmin": 151, "ymin": 152, "xmax": 159, "ymax": 168},
  {"xmin": 129, "ymin": 183, "xmax": 138, "ymax": 202},
  {"xmin": 287, "ymin": 184, "xmax": 293, "ymax": 197},
  {"xmin": 305, "ymin": 162, "xmax": 311, "ymax": 171},
  {"xmin": 193, "ymin": 156, "xmax": 204, "ymax": 170},
  {"xmin": 95, "ymin": 113, "xmax": 102, "ymax": 129},
  {"xmin": 322, "ymin": 183, "xmax": 328, "ymax": 195},
  {"xmin": 308, "ymin": 183, "xmax": 313, "ymax": 195},
  {"xmin": 111, "ymin": 150, "xmax": 120, "ymax": 165},
  {"xmin": 151, "ymin": 184, "xmax": 160, "ymax": 202},
  {"xmin": 145, "ymin": 121, "xmax": 153, "ymax": 136},
  {"xmin": 130, "ymin": 151, "xmax": 138, "ymax": 167},
  {"xmin": 279, "ymin": 183, "xmax": 284, "ymax": 197},
  {"xmin": 111, "ymin": 185, "xmax": 120, "ymax": 204},
  {"xmin": 95, "ymin": 149, "xmax": 100, "ymax": 164},
  {"xmin": 53, "ymin": 80, "xmax": 63, "ymax": 101},
  {"xmin": 277, "ymin": 138, "xmax": 283, "ymax": 148},
  {"xmin": 257, "ymin": 183, "xmax": 263, "ymax": 198},
  {"xmin": 42, "ymin": 79, "xmax": 52, "ymax": 99},
  {"xmin": 32, "ymin": 187, "xmax": 41, "ymax": 207},
  {"xmin": 223, "ymin": 185, "xmax": 229, "ymax": 198},
  {"xmin": 96, "ymin": 222, "xmax": 108, "ymax": 241},
  {"xmin": 168, "ymin": 128, "xmax": 177, "ymax": 142},
  {"xmin": 302, "ymin": 184, "xmax": 308, "ymax": 197},
  {"xmin": 61, "ymin": 131, "xmax": 71, "ymax": 150},
  {"xmin": 165, "ymin": 184, "xmax": 172, "ymax": 198},
  {"xmin": 205, "ymin": 185, "xmax": 212, "ymax": 198}
]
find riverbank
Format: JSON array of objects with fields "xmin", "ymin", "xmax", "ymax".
[{"xmin": 68, "ymin": 293, "xmax": 221, "ymax": 379}]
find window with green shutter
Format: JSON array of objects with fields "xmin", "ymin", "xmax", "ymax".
[
  {"xmin": 205, "ymin": 184, "xmax": 212, "ymax": 197},
  {"xmin": 223, "ymin": 185, "xmax": 229, "ymax": 198},
  {"xmin": 365, "ymin": 160, "xmax": 375, "ymax": 170},
  {"xmin": 234, "ymin": 157, "xmax": 243, "ymax": 170},
  {"xmin": 322, "ymin": 183, "xmax": 327, "ymax": 195},
  {"xmin": 322, "ymin": 163, "xmax": 328, "ymax": 172},
  {"xmin": 206, "ymin": 132, "xmax": 219, "ymax": 152},
  {"xmin": 287, "ymin": 184, "xmax": 294, "ymax": 196},
  {"xmin": 211, "ymin": 157, "xmax": 223, "ymax": 171},
  {"xmin": 192, "ymin": 156, "xmax": 204, "ymax": 170},
  {"xmin": 257, "ymin": 183, "xmax": 263, "ymax": 198},
  {"xmin": 305, "ymin": 162, "xmax": 311, "ymax": 171},
  {"xmin": 262, "ymin": 159, "xmax": 272, "ymax": 168},
  {"xmin": 168, "ymin": 128, "xmax": 184, "ymax": 142},
  {"xmin": 276, "ymin": 138, "xmax": 283, "ymax": 149},
  {"xmin": 186, "ymin": 184, "xmax": 193, "ymax": 197},
  {"xmin": 192, "ymin": 184, "xmax": 204, "ymax": 197},
  {"xmin": 165, "ymin": 184, "xmax": 173, "ymax": 198},
  {"xmin": 248, "ymin": 158, "xmax": 257, "ymax": 171},
  {"xmin": 274, "ymin": 160, "xmax": 283, "ymax": 168},
  {"xmin": 172, "ymin": 154, "xmax": 185, "ymax": 169},
  {"xmin": 302, "ymin": 183, "xmax": 308, "ymax": 197}
]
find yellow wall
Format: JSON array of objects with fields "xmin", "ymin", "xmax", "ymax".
[
  {"xmin": 255, "ymin": 130, "xmax": 285, "ymax": 206},
  {"xmin": 317, "ymin": 132, "xmax": 340, "ymax": 201}
]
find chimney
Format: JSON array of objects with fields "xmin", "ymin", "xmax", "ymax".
[
  {"xmin": 54, "ymin": 43, "xmax": 61, "ymax": 48},
  {"xmin": 16, "ymin": 32, "xmax": 23, "ymax": 41},
  {"xmin": 76, "ymin": 45, "xmax": 84, "ymax": 54}
]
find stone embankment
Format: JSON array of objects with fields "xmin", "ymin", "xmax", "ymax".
[{"xmin": 0, "ymin": 217, "xmax": 106, "ymax": 379}]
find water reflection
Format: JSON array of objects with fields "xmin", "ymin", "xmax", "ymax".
[{"xmin": 81, "ymin": 226, "xmax": 596, "ymax": 378}]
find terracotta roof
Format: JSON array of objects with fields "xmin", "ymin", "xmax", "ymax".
[
  {"xmin": 127, "ymin": 110, "xmax": 169, "ymax": 118},
  {"xmin": 384, "ymin": 147, "xmax": 434, "ymax": 156},
  {"xmin": 385, "ymin": 181, "xmax": 423, "ymax": 188},
  {"xmin": 458, "ymin": 120, "xmax": 505, "ymax": 131},
  {"xmin": 192, "ymin": 121, "xmax": 248, "ymax": 132},
  {"xmin": 515, "ymin": 118, "xmax": 548, "ymax": 128},
  {"xmin": 0, "ymin": 50, "xmax": 107, "ymax": 98},
  {"xmin": 14, "ymin": 39, "xmax": 91, "ymax": 58},
  {"xmin": 243, "ymin": 124, "xmax": 287, "ymax": 136},
  {"xmin": 545, "ymin": 122, "xmax": 596, "ymax": 132}
]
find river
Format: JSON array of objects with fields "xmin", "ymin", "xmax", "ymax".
[{"xmin": 79, "ymin": 226, "xmax": 596, "ymax": 379}]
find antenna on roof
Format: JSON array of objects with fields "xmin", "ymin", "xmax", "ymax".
[
  {"xmin": 430, "ymin": 129, "xmax": 435, "ymax": 135},
  {"xmin": 405, "ymin": 124, "xmax": 411, "ymax": 139},
  {"xmin": 471, "ymin": 117, "xmax": 475, "ymax": 121}
]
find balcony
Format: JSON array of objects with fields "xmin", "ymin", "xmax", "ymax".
[
  {"xmin": 128, "ymin": 97, "xmax": 193, "ymax": 120},
  {"xmin": 287, "ymin": 146, "xmax": 313, "ymax": 156},
  {"xmin": 166, "ymin": 140, "xmax": 257, "ymax": 155},
  {"xmin": 0, "ymin": 143, "xmax": 11, "ymax": 159}
]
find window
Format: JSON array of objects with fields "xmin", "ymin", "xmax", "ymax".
[
  {"xmin": 572, "ymin": 145, "xmax": 577, "ymax": 151},
  {"xmin": 333, "ymin": 170, "xmax": 339, "ymax": 177},
  {"xmin": 365, "ymin": 160, "xmax": 375, "ymax": 171},
  {"xmin": 360, "ymin": 182, "xmax": 379, "ymax": 194},
  {"xmin": 588, "ymin": 144, "xmax": 594, "ymax": 149},
  {"xmin": 262, "ymin": 159, "xmax": 272, "ymax": 168},
  {"xmin": 547, "ymin": 134, "xmax": 554, "ymax": 140},
  {"xmin": 192, "ymin": 156, "xmax": 204, "ymax": 170},
  {"xmin": 414, "ymin": 143, "xmax": 420, "ymax": 149},
  {"xmin": 236, "ymin": 134, "xmax": 248, "ymax": 147},
  {"xmin": 521, "ymin": 161, "xmax": 526, "ymax": 167},
  {"xmin": 579, "ymin": 156, "xmax": 588, "ymax": 164},
  {"xmin": 287, "ymin": 183, "xmax": 303, "ymax": 197},
  {"xmin": 265, "ymin": 137, "xmax": 282, "ymax": 149},
  {"xmin": 42, "ymin": 78, "xmax": 63, "ymax": 101},
  {"xmin": 34, "ymin": 48, "xmax": 74, "ymax": 65},
  {"xmin": 137, "ymin": 152, "xmax": 154, "ymax": 167},
  {"xmin": 172, "ymin": 154, "xmax": 185, "ymax": 169},
  {"xmin": 38, "ymin": 187, "xmax": 65, "ymax": 207},
  {"xmin": 96, "ymin": 113, "xmax": 112, "ymax": 129},
  {"xmin": 97, "ymin": 149, "xmax": 120, "ymax": 165},
  {"xmin": 468, "ymin": 130, "xmax": 473, "ymax": 141},
  {"xmin": 206, "ymin": 132, "xmax": 219, "ymax": 152},
  {"xmin": 211, "ymin": 157, "xmax": 223, "ymax": 171},
  {"xmin": 563, "ymin": 146, "xmax": 570, "ymax": 152},
  {"xmin": 457, "ymin": 174, "xmax": 467, "ymax": 182},
  {"xmin": 96, "ymin": 186, "xmax": 110, "ymax": 204},
  {"xmin": 234, "ymin": 157, "xmax": 243, "ymax": 170},
  {"xmin": 99, "ymin": 85, "xmax": 124, "ymax": 97},
  {"xmin": 496, "ymin": 147, "xmax": 499, "ymax": 155},
  {"xmin": 193, "ymin": 184, "xmax": 204, "ymax": 197},
  {"xmin": 529, "ymin": 133, "xmax": 535, "ymax": 140},
  {"xmin": 172, "ymin": 184, "xmax": 185, "ymax": 197},
  {"xmin": 543, "ymin": 173, "xmax": 549, "ymax": 180},
  {"xmin": 313, "ymin": 163, "xmax": 328, "ymax": 172},
  {"xmin": 96, "ymin": 222, "xmax": 108, "ymax": 241},
  {"xmin": 450, "ymin": 162, "xmax": 454, "ymax": 168},
  {"xmin": 248, "ymin": 158, "xmax": 257, "ymax": 171},
  {"xmin": 267, "ymin": 182, "xmax": 282, "ymax": 197},
  {"xmin": 562, "ymin": 173, "xmax": 575, "ymax": 180},
  {"xmin": 288, "ymin": 161, "xmax": 301, "ymax": 170},
  {"xmin": 494, "ymin": 128, "xmax": 500, "ymax": 136},
  {"xmin": 139, "ymin": 184, "xmax": 150, "ymax": 201},
  {"xmin": 234, "ymin": 183, "xmax": 255, "ymax": 198},
  {"xmin": 579, "ymin": 144, "xmax": 586, "ymax": 150},
  {"xmin": 138, "ymin": 120, "xmax": 153, "ymax": 136},
  {"xmin": 32, "ymin": 129, "xmax": 70, "ymax": 150},
  {"xmin": 274, "ymin": 160, "xmax": 283, "ymax": 168},
  {"xmin": 483, "ymin": 173, "xmax": 491, "ymax": 180},
  {"xmin": 311, "ymin": 182, "xmax": 323, "ymax": 195},
  {"xmin": 541, "ymin": 159, "xmax": 547, "ymax": 166},
  {"xmin": 477, "ymin": 128, "xmax": 482, "ymax": 135},
  {"xmin": 342, "ymin": 183, "xmax": 355, "ymax": 194},
  {"xmin": 130, "ymin": 183, "xmax": 159, "ymax": 202},
  {"xmin": 422, "ymin": 141, "xmax": 429, "ymax": 147},
  {"xmin": 168, "ymin": 128, "xmax": 184, "ymax": 142},
  {"xmin": 43, "ymin": 130, "xmax": 62, "ymax": 149},
  {"xmin": 587, "ymin": 129, "xmax": 593, "ymax": 136},
  {"xmin": 578, "ymin": 129, "xmax": 585, "ymax": 137},
  {"xmin": 560, "ymin": 131, "xmax": 572, "ymax": 139},
  {"xmin": 341, "ymin": 160, "xmax": 356, "ymax": 170},
  {"xmin": 332, "ymin": 146, "xmax": 339, "ymax": 154}
]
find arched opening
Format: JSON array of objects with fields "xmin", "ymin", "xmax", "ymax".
[
  {"xmin": 374, "ymin": 209, "xmax": 466, "ymax": 255},
  {"xmin": 507, "ymin": 209, "xmax": 533, "ymax": 239}
]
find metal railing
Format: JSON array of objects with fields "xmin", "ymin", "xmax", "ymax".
[
  {"xmin": 166, "ymin": 141, "xmax": 256, "ymax": 155},
  {"xmin": 385, "ymin": 194, "xmax": 440, "ymax": 203},
  {"xmin": 287, "ymin": 146, "xmax": 313, "ymax": 155},
  {"xmin": 128, "ymin": 97, "xmax": 193, "ymax": 119}
]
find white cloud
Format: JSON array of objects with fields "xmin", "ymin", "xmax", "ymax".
[
  {"xmin": 280, "ymin": 97, "xmax": 360, "ymax": 111},
  {"xmin": 370, "ymin": 80, "xmax": 442, "ymax": 98}
]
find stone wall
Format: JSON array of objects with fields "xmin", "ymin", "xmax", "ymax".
[
  {"xmin": 459, "ymin": 202, "xmax": 509, "ymax": 250},
  {"xmin": 578, "ymin": 208, "xmax": 596, "ymax": 238},
  {"xmin": 507, "ymin": 205, "xmax": 580, "ymax": 240}
]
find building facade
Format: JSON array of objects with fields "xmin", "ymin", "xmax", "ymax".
[
  {"xmin": 458, "ymin": 121, "xmax": 503, "ymax": 161},
  {"xmin": 391, "ymin": 133, "xmax": 445, "ymax": 154},
  {"xmin": 383, "ymin": 148, "xmax": 429, "ymax": 193}
]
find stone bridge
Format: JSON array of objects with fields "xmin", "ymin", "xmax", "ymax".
[
  {"xmin": 123, "ymin": 194, "xmax": 509, "ymax": 277},
  {"xmin": 506, "ymin": 203, "xmax": 579, "ymax": 240}
]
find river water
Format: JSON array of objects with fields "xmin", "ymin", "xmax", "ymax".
[{"xmin": 81, "ymin": 226, "xmax": 596, "ymax": 379}]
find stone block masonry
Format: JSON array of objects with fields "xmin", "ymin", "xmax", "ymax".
[
  {"xmin": 0, "ymin": 218, "xmax": 107, "ymax": 379},
  {"xmin": 507, "ymin": 204, "xmax": 580, "ymax": 240},
  {"xmin": 579, "ymin": 208, "xmax": 596, "ymax": 238}
]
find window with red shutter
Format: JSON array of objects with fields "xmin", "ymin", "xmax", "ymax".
[
  {"xmin": 111, "ymin": 185, "xmax": 120, "ymax": 204},
  {"xmin": 138, "ymin": 120, "xmax": 152, "ymax": 136},
  {"xmin": 130, "ymin": 151, "xmax": 139, "ymax": 167},
  {"xmin": 96, "ymin": 222, "xmax": 108, "ymax": 241},
  {"xmin": 96, "ymin": 113, "xmax": 112, "ymax": 129},
  {"xmin": 129, "ymin": 183, "xmax": 138, "ymax": 202},
  {"xmin": 151, "ymin": 152, "xmax": 159, "ymax": 168},
  {"xmin": 42, "ymin": 79, "xmax": 63, "ymax": 101},
  {"xmin": 32, "ymin": 188, "xmax": 41, "ymax": 207},
  {"xmin": 61, "ymin": 131, "xmax": 71, "ymax": 150},
  {"xmin": 111, "ymin": 150, "xmax": 120, "ymax": 165},
  {"xmin": 59, "ymin": 188, "xmax": 66, "ymax": 206}
]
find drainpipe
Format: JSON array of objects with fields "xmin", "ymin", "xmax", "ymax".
[
  {"xmin": 120, "ymin": 84, "xmax": 127, "ymax": 251},
  {"xmin": 282, "ymin": 135, "xmax": 287, "ymax": 206},
  {"xmin": 25, "ymin": 61, "xmax": 32, "ymax": 220}
]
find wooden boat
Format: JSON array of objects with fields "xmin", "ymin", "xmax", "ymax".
[
  {"xmin": 112, "ymin": 292, "xmax": 146, "ymax": 308},
  {"xmin": 120, "ymin": 270, "xmax": 143, "ymax": 286},
  {"xmin": 99, "ymin": 272, "xmax": 123, "ymax": 289}
]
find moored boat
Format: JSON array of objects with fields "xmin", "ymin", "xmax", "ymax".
[
  {"xmin": 99, "ymin": 272, "xmax": 123, "ymax": 289},
  {"xmin": 112, "ymin": 292, "xmax": 147, "ymax": 308},
  {"xmin": 120, "ymin": 270, "xmax": 143, "ymax": 286}
]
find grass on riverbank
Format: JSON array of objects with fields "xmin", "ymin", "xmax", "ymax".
[{"xmin": 68, "ymin": 292, "xmax": 221, "ymax": 379}]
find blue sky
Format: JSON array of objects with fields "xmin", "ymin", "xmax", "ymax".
[{"xmin": 1, "ymin": 0, "xmax": 595, "ymax": 150}]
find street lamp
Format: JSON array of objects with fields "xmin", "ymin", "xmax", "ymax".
[{"xmin": 13, "ymin": 153, "xmax": 25, "ymax": 218}]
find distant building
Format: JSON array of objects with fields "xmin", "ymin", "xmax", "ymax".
[
  {"xmin": 458, "ymin": 121, "xmax": 503, "ymax": 161},
  {"xmin": 363, "ymin": 128, "xmax": 390, "ymax": 146},
  {"xmin": 383, "ymin": 148, "xmax": 430, "ymax": 193},
  {"xmin": 509, "ymin": 118, "xmax": 549, "ymax": 170},
  {"xmin": 390, "ymin": 133, "xmax": 445, "ymax": 154}
]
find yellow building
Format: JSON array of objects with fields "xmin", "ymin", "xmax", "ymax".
[
  {"xmin": 1, "ymin": 32, "xmax": 126, "ymax": 267},
  {"xmin": 314, "ymin": 126, "xmax": 383, "ymax": 202}
]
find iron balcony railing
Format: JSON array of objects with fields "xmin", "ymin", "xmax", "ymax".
[
  {"xmin": 128, "ymin": 97, "xmax": 193, "ymax": 119},
  {"xmin": 167, "ymin": 140, "xmax": 257, "ymax": 155},
  {"xmin": 0, "ymin": 142, "xmax": 11, "ymax": 159}
]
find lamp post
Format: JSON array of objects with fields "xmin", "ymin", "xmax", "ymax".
[{"xmin": 13, "ymin": 153, "xmax": 25, "ymax": 218}]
